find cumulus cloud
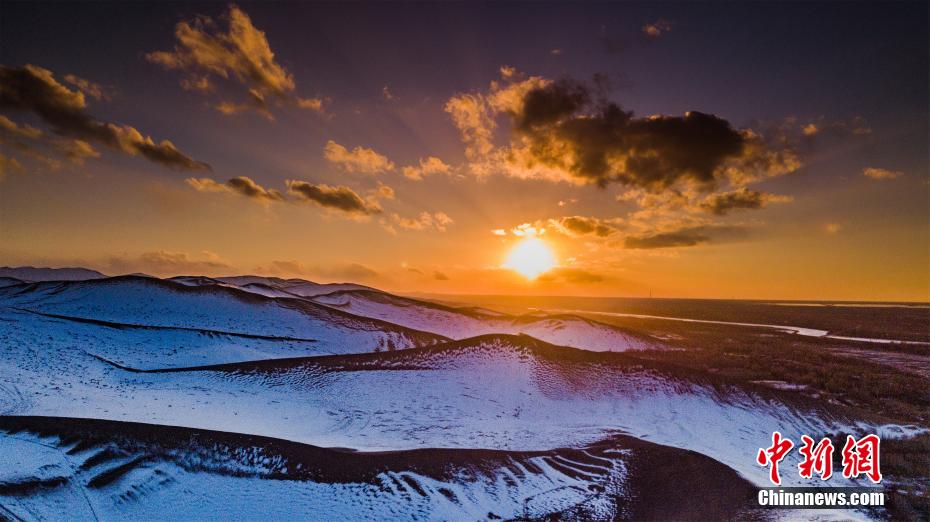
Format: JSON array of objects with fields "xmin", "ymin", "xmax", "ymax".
[
  {"xmin": 548, "ymin": 215, "xmax": 621, "ymax": 237},
  {"xmin": 445, "ymin": 71, "xmax": 798, "ymax": 190},
  {"xmin": 146, "ymin": 5, "xmax": 324, "ymax": 117},
  {"xmin": 623, "ymin": 224, "xmax": 750, "ymax": 249},
  {"xmin": 186, "ymin": 176, "xmax": 284, "ymax": 202},
  {"xmin": 862, "ymin": 167, "xmax": 903, "ymax": 180},
  {"xmin": 700, "ymin": 188, "xmax": 791, "ymax": 215},
  {"xmin": 0, "ymin": 64, "xmax": 209, "ymax": 172},
  {"xmin": 324, "ymin": 140, "xmax": 395, "ymax": 174},
  {"xmin": 401, "ymin": 156, "xmax": 452, "ymax": 180},
  {"xmin": 286, "ymin": 180, "xmax": 382, "ymax": 215}
]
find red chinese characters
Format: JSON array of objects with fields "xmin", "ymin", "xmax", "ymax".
[
  {"xmin": 797, "ymin": 435, "xmax": 834, "ymax": 480},
  {"xmin": 757, "ymin": 431, "xmax": 794, "ymax": 485},
  {"xmin": 842, "ymin": 434, "xmax": 882, "ymax": 483}
]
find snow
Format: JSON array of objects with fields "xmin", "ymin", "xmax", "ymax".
[
  {"xmin": 0, "ymin": 306, "xmax": 907, "ymax": 493},
  {"xmin": 0, "ymin": 423, "xmax": 629, "ymax": 521},
  {"xmin": 0, "ymin": 274, "xmax": 918, "ymax": 520},
  {"xmin": 0, "ymin": 266, "xmax": 107, "ymax": 282},
  {"xmin": 214, "ymin": 275, "xmax": 376, "ymax": 297},
  {"xmin": 312, "ymin": 291, "xmax": 660, "ymax": 352},
  {"xmin": 0, "ymin": 277, "xmax": 447, "ymax": 356}
]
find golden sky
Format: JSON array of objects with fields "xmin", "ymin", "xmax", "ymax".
[{"xmin": 1, "ymin": 3, "xmax": 927, "ymax": 301}]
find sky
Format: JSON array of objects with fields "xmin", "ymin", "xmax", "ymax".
[{"xmin": 1, "ymin": 1, "xmax": 927, "ymax": 301}]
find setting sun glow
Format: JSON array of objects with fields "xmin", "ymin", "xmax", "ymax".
[{"xmin": 503, "ymin": 237, "xmax": 557, "ymax": 280}]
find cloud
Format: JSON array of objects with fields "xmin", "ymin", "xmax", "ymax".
[
  {"xmin": 324, "ymin": 140, "xmax": 395, "ymax": 174},
  {"xmin": 286, "ymin": 180, "xmax": 381, "ymax": 215},
  {"xmin": 700, "ymin": 188, "xmax": 791, "ymax": 215},
  {"xmin": 862, "ymin": 167, "xmax": 903, "ymax": 180},
  {"xmin": 62, "ymin": 74, "xmax": 110, "ymax": 101},
  {"xmin": 623, "ymin": 224, "xmax": 750, "ymax": 249},
  {"xmin": 147, "ymin": 5, "xmax": 324, "ymax": 116},
  {"xmin": 375, "ymin": 182, "xmax": 395, "ymax": 200},
  {"xmin": 642, "ymin": 19, "xmax": 673, "ymax": 38},
  {"xmin": 445, "ymin": 71, "xmax": 797, "ymax": 190},
  {"xmin": 509, "ymin": 79, "xmax": 744, "ymax": 188},
  {"xmin": 537, "ymin": 267, "xmax": 605, "ymax": 283},
  {"xmin": 550, "ymin": 48, "xmax": 563, "ymax": 56},
  {"xmin": 386, "ymin": 211, "xmax": 454, "ymax": 232},
  {"xmin": 0, "ymin": 114, "xmax": 43, "ymax": 140},
  {"xmin": 548, "ymin": 215, "xmax": 620, "ymax": 237},
  {"xmin": 433, "ymin": 270, "xmax": 450, "ymax": 281},
  {"xmin": 824, "ymin": 223, "xmax": 842, "ymax": 235},
  {"xmin": 186, "ymin": 176, "xmax": 284, "ymax": 202},
  {"xmin": 797, "ymin": 116, "xmax": 872, "ymax": 138},
  {"xmin": 510, "ymin": 223, "xmax": 545, "ymax": 236},
  {"xmin": 0, "ymin": 64, "xmax": 209, "ymax": 172},
  {"xmin": 0, "ymin": 153, "xmax": 23, "ymax": 180},
  {"xmin": 382, "ymin": 86, "xmax": 395, "ymax": 100},
  {"xmin": 401, "ymin": 156, "xmax": 452, "ymax": 180},
  {"xmin": 215, "ymin": 88, "xmax": 274, "ymax": 120},
  {"xmin": 104, "ymin": 250, "xmax": 231, "ymax": 276},
  {"xmin": 0, "ymin": 114, "xmax": 96, "ymax": 171},
  {"xmin": 295, "ymin": 97, "xmax": 324, "ymax": 112}
]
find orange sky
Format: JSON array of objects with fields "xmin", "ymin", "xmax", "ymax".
[{"xmin": 1, "ymin": 3, "xmax": 927, "ymax": 301}]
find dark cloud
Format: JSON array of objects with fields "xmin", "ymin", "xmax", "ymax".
[
  {"xmin": 286, "ymin": 180, "xmax": 381, "ymax": 215},
  {"xmin": 226, "ymin": 176, "xmax": 284, "ymax": 201},
  {"xmin": 0, "ymin": 64, "xmax": 209, "ymax": 171},
  {"xmin": 550, "ymin": 215, "xmax": 619, "ymax": 237},
  {"xmin": 186, "ymin": 176, "xmax": 284, "ymax": 202},
  {"xmin": 623, "ymin": 224, "xmax": 750, "ymax": 249},
  {"xmin": 433, "ymin": 270, "xmax": 449, "ymax": 281},
  {"xmin": 505, "ymin": 78, "xmax": 746, "ymax": 189},
  {"xmin": 700, "ymin": 188, "xmax": 790, "ymax": 215}
]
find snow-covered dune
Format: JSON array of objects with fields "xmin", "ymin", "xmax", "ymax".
[
  {"xmin": 0, "ymin": 416, "xmax": 762, "ymax": 521},
  {"xmin": 0, "ymin": 266, "xmax": 107, "ymax": 282},
  {"xmin": 311, "ymin": 290, "xmax": 660, "ymax": 351},
  {"xmin": 0, "ymin": 311, "xmax": 903, "ymax": 492},
  {"xmin": 214, "ymin": 275, "xmax": 376, "ymax": 297},
  {"xmin": 0, "ymin": 276, "xmax": 447, "ymax": 355}
]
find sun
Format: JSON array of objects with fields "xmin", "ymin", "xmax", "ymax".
[{"xmin": 503, "ymin": 237, "xmax": 557, "ymax": 280}]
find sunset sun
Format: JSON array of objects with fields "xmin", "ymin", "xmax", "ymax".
[{"xmin": 502, "ymin": 237, "xmax": 557, "ymax": 280}]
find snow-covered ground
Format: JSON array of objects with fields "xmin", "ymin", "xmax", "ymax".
[
  {"xmin": 0, "ymin": 277, "xmax": 446, "ymax": 355},
  {"xmin": 0, "ymin": 274, "xmax": 919, "ymax": 520},
  {"xmin": 311, "ymin": 290, "xmax": 659, "ymax": 351}
]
